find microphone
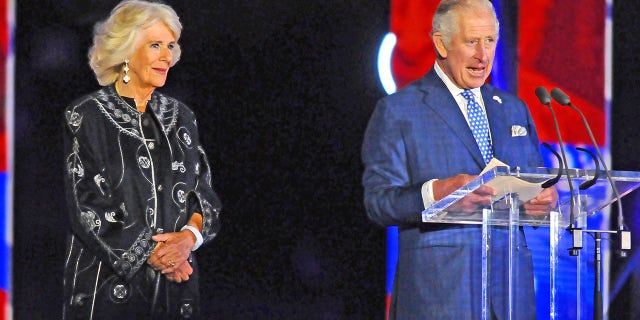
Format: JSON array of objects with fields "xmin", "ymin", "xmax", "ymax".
[
  {"xmin": 550, "ymin": 88, "xmax": 630, "ymax": 256},
  {"xmin": 535, "ymin": 86, "xmax": 552, "ymax": 105},
  {"xmin": 535, "ymin": 86, "xmax": 576, "ymax": 228}
]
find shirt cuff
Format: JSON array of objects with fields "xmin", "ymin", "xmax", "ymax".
[
  {"xmin": 181, "ymin": 225, "xmax": 204, "ymax": 251},
  {"xmin": 421, "ymin": 179, "xmax": 439, "ymax": 209}
]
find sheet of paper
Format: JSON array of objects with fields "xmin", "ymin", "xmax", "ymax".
[{"xmin": 481, "ymin": 158, "xmax": 542, "ymax": 203}]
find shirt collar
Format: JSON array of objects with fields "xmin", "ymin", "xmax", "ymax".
[{"xmin": 434, "ymin": 62, "xmax": 482, "ymax": 100}]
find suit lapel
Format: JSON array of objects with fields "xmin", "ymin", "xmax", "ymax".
[
  {"xmin": 481, "ymin": 85, "xmax": 509, "ymax": 162},
  {"xmin": 419, "ymin": 70, "xmax": 485, "ymax": 168}
]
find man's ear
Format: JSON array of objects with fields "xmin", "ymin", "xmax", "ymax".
[{"xmin": 433, "ymin": 33, "xmax": 448, "ymax": 59}]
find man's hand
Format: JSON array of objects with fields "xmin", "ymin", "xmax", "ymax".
[
  {"xmin": 433, "ymin": 174, "xmax": 496, "ymax": 213},
  {"xmin": 523, "ymin": 186, "xmax": 558, "ymax": 216}
]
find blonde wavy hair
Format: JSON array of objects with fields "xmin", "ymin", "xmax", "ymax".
[{"xmin": 88, "ymin": 0, "xmax": 182, "ymax": 86}]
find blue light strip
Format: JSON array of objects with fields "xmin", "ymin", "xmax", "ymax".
[
  {"xmin": 385, "ymin": 226, "xmax": 398, "ymax": 295},
  {"xmin": 490, "ymin": 0, "xmax": 517, "ymax": 93},
  {"xmin": 0, "ymin": 173, "xmax": 8, "ymax": 291}
]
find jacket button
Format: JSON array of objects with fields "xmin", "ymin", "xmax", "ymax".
[
  {"xmin": 179, "ymin": 302, "xmax": 193, "ymax": 318},
  {"xmin": 110, "ymin": 283, "xmax": 131, "ymax": 302}
]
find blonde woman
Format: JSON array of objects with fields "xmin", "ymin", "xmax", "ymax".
[{"xmin": 62, "ymin": 1, "xmax": 221, "ymax": 318}]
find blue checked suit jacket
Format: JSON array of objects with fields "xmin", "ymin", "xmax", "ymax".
[{"xmin": 362, "ymin": 68, "xmax": 543, "ymax": 319}]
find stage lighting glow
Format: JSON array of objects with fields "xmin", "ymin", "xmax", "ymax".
[{"xmin": 377, "ymin": 32, "xmax": 397, "ymax": 95}]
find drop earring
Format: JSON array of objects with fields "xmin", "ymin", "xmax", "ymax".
[{"xmin": 122, "ymin": 59, "xmax": 130, "ymax": 84}]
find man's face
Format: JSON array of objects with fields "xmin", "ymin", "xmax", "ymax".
[{"xmin": 434, "ymin": 9, "xmax": 498, "ymax": 89}]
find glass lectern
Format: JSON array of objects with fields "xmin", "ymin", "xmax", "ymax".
[{"xmin": 421, "ymin": 165, "xmax": 640, "ymax": 320}]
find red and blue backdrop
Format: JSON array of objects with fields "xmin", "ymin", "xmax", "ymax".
[{"xmin": 0, "ymin": 0, "xmax": 11, "ymax": 318}]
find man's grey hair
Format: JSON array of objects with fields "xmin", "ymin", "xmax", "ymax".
[{"xmin": 431, "ymin": 0, "xmax": 500, "ymax": 49}]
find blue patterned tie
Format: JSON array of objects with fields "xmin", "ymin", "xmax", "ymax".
[{"xmin": 461, "ymin": 89, "xmax": 493, "ymax": 164}]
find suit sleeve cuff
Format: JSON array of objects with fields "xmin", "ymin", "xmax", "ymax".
[{"xmin": 421, "ymin": 179, "xmax": 439, "ymax": 209}]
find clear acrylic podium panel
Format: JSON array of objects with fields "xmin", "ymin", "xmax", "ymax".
[{"xmin": 420, "ymin": 166, "xmax": 640, "ymax": 319}]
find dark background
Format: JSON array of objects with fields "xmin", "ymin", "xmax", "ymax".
[
  {"xmin": 15, "ymin": 1, "xmax": 387, "ymax": 319},
  {"xmin": 12, "ymin": 0, "xmax": 640, "ymax": 319}
]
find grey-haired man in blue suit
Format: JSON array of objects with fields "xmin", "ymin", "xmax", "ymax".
[{"xmin": 362, "ymin": 0, "xmax": 558, "ymax": 318}]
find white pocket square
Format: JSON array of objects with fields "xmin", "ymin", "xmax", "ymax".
[{"xmin": 511, "ymin": 125, "xmax": 527, "ymax": 137}]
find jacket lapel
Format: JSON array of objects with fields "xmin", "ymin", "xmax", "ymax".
[
  {"xmin": 481, "ymin": 85, "xmax": 509, "ymax": 162},
  {"xmin": 419, "ymin": 70, "xmax": 485, "ymax": 168}
]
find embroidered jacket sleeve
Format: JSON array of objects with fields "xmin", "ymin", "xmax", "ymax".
[
  {"xmin": 63, "ymin": 101, "xmax": 155, "ymax": 281},
  {"xmin": 178, "ymin": 106, "xmax": 222, "ymax": 245}
]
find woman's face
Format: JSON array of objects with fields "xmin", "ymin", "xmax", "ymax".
[{"xmin": 128, "ymin": 22, "xmax": 177, "ymax": 90}]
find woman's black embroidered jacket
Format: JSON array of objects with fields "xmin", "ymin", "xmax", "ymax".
[{"xmin": 62, "ymin": 85, "xmax": 221, "ymax": 318}]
